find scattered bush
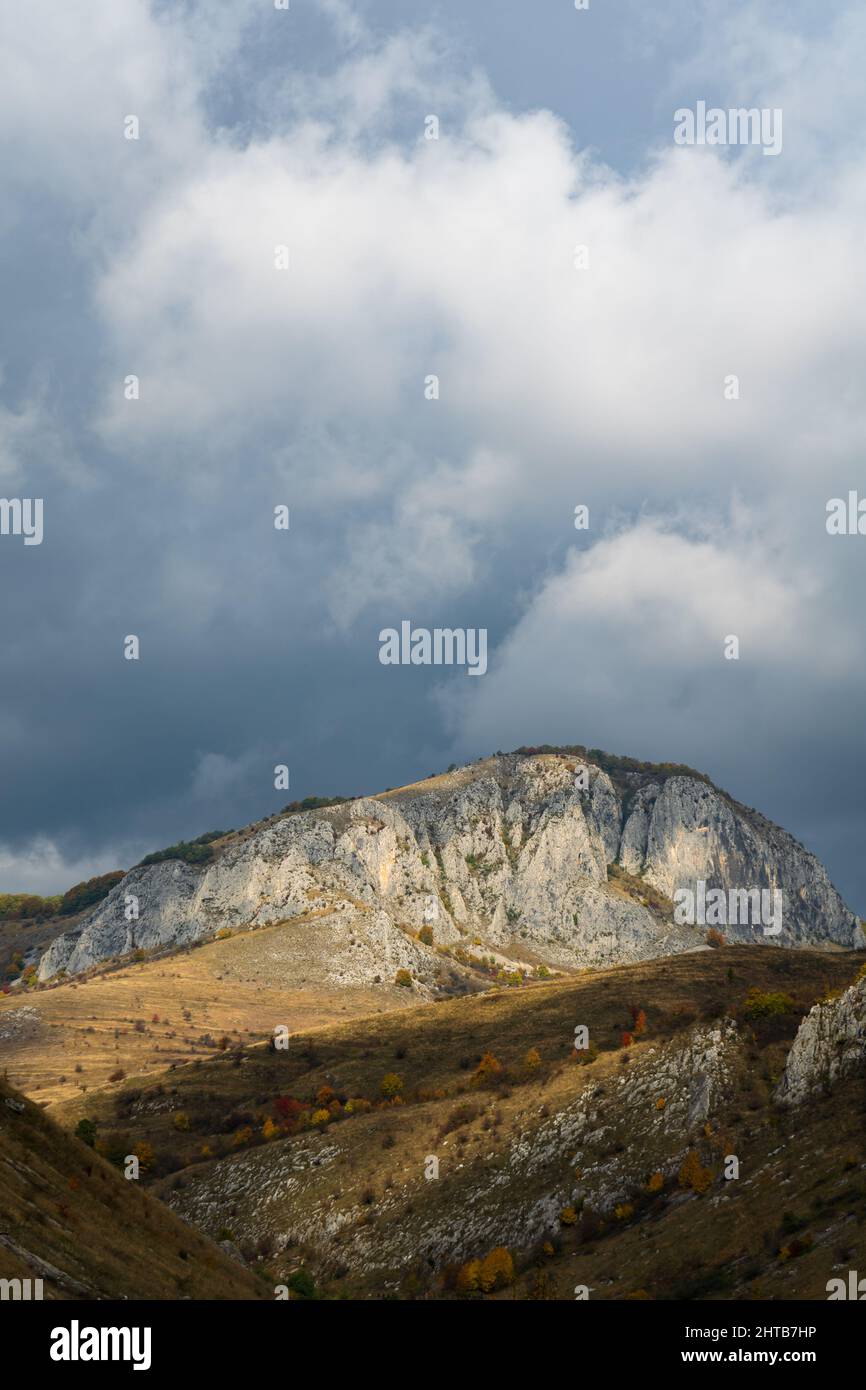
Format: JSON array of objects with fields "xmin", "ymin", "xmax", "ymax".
[
  {"xmin": 456, "ymin": 1259, "xmax": 481, "ymax": 1293},
  {"xmin": 136, "ymin": 830, "xmax": 227, "ymax": 869},
  {"xmin": 281, "ymin": 797, "xmax": 346, "ymax": 817},
  {"xmin": 741, "ymin": 988, "xmax": 795, "ymax": 1020},
  {"xmin": 59, "ymin": 871, "xmax": 125, "ymax": 917},
  {"xmin": 472, "ymin": 1051, "xmax": 502, "ymax": 1085},
  {"xmin": 478, "ymin": 1247, "xmax": 514, "ymax": 1292},
  {"xmin": 678, "ymin": 1149, "xmax": 713, "ymax": 1194},
  {"xmin": 286, "ymin": 1268, "xmax": 317, "ymax": 1299},
  {"xmin": 75, "ymin": 1118, "xmax": 97, "ymax": 1148}
]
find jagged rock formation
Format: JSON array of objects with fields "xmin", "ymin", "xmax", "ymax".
[
  {"xmin": 37, "ymin": 752, "xmax": 862, "ymax": 982},
  {"xmin": 776, "ymin": 973, "xmax": 866, "ymax": 1107}
]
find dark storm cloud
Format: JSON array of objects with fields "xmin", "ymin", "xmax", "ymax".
[{"xmin": 1, "ymin": 0, "xmax": 864, "ymax": 915}]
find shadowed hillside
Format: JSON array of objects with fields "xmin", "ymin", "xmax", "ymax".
[{"xmin": 0, "ymin": 1078, "xmax": 268, "ymax": 1300}]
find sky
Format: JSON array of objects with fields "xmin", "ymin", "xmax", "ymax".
[{"xmin": 1, "ymin": 0, "xmax": 865, "ymax": 911}]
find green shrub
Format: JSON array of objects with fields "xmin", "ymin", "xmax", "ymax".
[
  {"xmin": 741, "ymin": 988, "xmax": 795, "ymax": 1019},
  {"xmin": 59, "ymin": 871, "xmax": 125, "ymax": 916},
  {"xmin": 136, "ymin": 831, "xmax": 228, "ymax": 868},
  {"xmin": 74, "ymin": 1118, "xmax": 97, "ymax": 1148},
  {"xmin": 286, "ymin": 1268, "xmax": 317, "ymax": 1299}
]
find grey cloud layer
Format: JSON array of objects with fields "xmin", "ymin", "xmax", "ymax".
[{"xmin": 1, "ymin": 0, "xmax": 864, "ymax": 909}]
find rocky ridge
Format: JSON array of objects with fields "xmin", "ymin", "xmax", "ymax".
[{"xmin": 38, "ymin": 752, "xmax": 862, "ymax": 982}]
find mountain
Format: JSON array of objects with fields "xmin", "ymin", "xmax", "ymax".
[
  {"xmin": 37, "ymin": 750, "xmax": 863, "ymax": 984},
  {"xmin": 0, "ymin": 1078, "xmax": 267, "ymax": 1299}
]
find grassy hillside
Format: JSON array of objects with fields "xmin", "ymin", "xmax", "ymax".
[
  {"xmin": 0, "ymin": 1078, "xmax": 268, "ymax": 1300},
  {"xmin": 45, "ymin": 945, "xmax": 866, "ymax": 1300},
  {"xmin": 0, "ymin": 913, "xmax": 441, "ymax": 1106}
]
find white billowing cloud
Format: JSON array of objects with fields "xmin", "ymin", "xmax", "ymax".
[
  {"xmin": 0, "ymin": 1, "xmax": 204, "ymax": 212},
  {"xmin": 441, "ymin": 517, "xmax": 862, "ymax": 757},
  {"xmin": 324, "ymin": 448, "xmax": 518, "ymax": 626},
  {"xmin": 653, "ymin": 0, "xmax": 866, "ymax": 185},
  {"xmin": 85, "ymin": 66, "xmax": 866, "ymax": 633},
  {"xmin": 274, "ymin": 25, "xmax": 489, "ymax": 142}
]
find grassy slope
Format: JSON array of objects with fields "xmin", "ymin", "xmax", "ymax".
[
  {"xmin": 0, "ymin": 915, "xmax": 441, "ymax": 1107},
  {"xmin": 44, "ymin": 945, "xmax": 866, "ymax": 1300},
  {"xmin": 0, "ymin": 1078, "xmax": 268, "ymax": 1300}
]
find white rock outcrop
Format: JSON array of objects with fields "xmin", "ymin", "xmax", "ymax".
[
  {"xmin": 37, "ymin": 753, "xmax": 862, "ymax": 981},
  {"xmin": 775, "ymin": 973, "xmax": 866, "ymax": 1107}
]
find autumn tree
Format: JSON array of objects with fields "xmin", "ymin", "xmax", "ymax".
[
  {"xmin": 678, "ymin": 1149, "xmax": 713, "ymax": 1194},
  {"xmin": 472, "ymin": 1051, "xmax": 502, "ymax": 1084},
  {"xmin": 478, "ymin": 1247, "xmax": 514, "ymax": 1292},
  {"xmin": 456, "ymin": 1259, "xmax": 481, "ymax": 1293}
]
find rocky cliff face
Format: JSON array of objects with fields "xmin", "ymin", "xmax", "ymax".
[
  {"xmin": 776, "ymin": 973, "xmax": 866, "ymax": 1107},
  {"xmin": 37, "ymin": 752, "xmax": 863, "ymax": 982}
]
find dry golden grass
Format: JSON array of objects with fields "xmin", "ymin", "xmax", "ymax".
[{"xmin": 0, "ymin": 916, "xmax": 421, "ymax": 1108}]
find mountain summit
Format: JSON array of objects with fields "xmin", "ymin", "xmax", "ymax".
[{"xmin": 37, "ymin": 750, "xmax": 862, "ymax": 983}]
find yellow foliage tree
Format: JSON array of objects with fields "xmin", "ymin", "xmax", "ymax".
[
  {"xmin": 478, "ymin": 1247, "xmax": 514, "ymax": 1292},
  {"xmin": 678, "ymin": 1149, "xmax": 713, "ymax": 1194},
  {"xmin": 136, "ymin": 1141, "xmax": 156, "ymax": 1173},
  {"xmin": 524, "ymin": 1048, "xmax": 541, "ymax": 1070},
  {"xmin": 473, "ymin": 1051, "xmax": 502, "ymax": 1084},
  {"xmin": 456, "ymin": 1259, "xmax": 481, "ymax": 1293}
]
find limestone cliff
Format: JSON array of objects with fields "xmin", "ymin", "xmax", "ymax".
[
  {"xmin": 37, "ymin": 752, "xmax": 862, "ymax": 982},
  {"xmin": 776, "ymin": 972, "xmax": 866, "ymax": 1107}
]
